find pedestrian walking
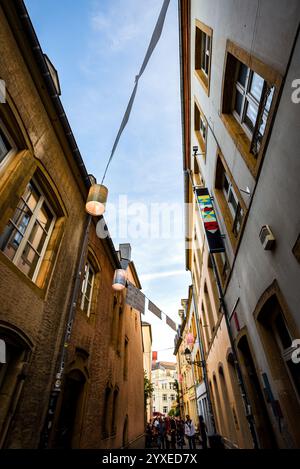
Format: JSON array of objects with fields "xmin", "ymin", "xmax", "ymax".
[
  {"xmin": 184, "ymin": 415, "xmax": 196, "ymax": 449},
  {"xmin": 170, "ymin": 417, "xmax": 177, "ymax": 449},
  {"xmin": 198, "ymin": 415, "xmax": 208, "ymax": 449},
  {"xmin": 176, "ymin": 419, "xmax": 185, "ymax": 449}
]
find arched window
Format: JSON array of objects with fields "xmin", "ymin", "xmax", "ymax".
[{"xmin": 0, "ymin": 326, "xmax": 32, "ymax": 448}]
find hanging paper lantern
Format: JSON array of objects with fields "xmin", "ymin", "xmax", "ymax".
[
  {"xmin": 152, "ymin": 351, "xmax": 158, "ymax": 361},
  {"xmin": 85, "ymin": 184, "xmax": 108, "ymax": 216},
  {"xmin": 186, "ymin": 332, "xmax": 194, "ymax": 345},
  {"xmin": 112, "ymin": 269, "xmax": 127, "ymax": 291}
]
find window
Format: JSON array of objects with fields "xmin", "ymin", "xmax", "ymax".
[
  {"xmin": 80, "ymin": 261, "xmax": 95, "ymax": 317},
  {"xmin": 215, "ymin": 153, "xmax": 246, "ymax": 249},
  {"xmin": 194, "ymin": 101, "xmax": 207, "ymax": 155},
  {"xmin": 153, "ymin": 406, "xmax": 156, "ymax": 413},
  {"xmin": 170, "ymin": 394, "xmax": 175, "ymax": 401},
  {"xmin": 0, "ymin": 126, "xmax": 11, "ymax": 164},
  {"xmin": 233, "ymin": 64, "xmax": 274, "ymax": 147},
  {"xmin": 124, "ymin": 338, "xmax": 129, "ymax": 380},
  {"xmin": 162, "ymin": 394, "xmax": 167, "ymax": 401},
  {"xmin": 0, "ymin": 180, "xmax": 56, "ymax": 282},
  {"xmin": 163, "ymin": 406, "xmax": 168, "ymax": 414},
  {"xmin": 221, "ymin": 40, "xmax": 282, "ymax": 176},
  {"xmin": 169, "ymin": 382, "xmax": 174, "ymax": 390},
  {"xmin": 221, "ymin": 172, "xmax": 244, "ymax": 237},
  {"xmin": 195, "ymin": 20, "xmax": 213, "ymax": 95}
]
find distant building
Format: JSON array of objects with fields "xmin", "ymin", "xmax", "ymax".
[
  {"xmin": 142, "ymin": 322, "xmax": 153, "ymax": 423},
  {"xmin": 152, "ymin": 362, "xmax": 177, "ymax": 416}
]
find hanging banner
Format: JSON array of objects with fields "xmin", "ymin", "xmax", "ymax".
[
  {"xmin": 148, "ymin": 300, "xmax": 162, "ymax": 319},
  {"xmin": 166, "ymin": 315, "xmax": 177, "ymax": 331},
  {"xmin": 195, "ymin": 188, "xmax": 225, "ymax": 253},
  {"xmin": 126, "ymin": 281, "xmax": 145, "ymax": 314}
]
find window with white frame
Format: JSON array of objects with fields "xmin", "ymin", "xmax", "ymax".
[
  {"xmin": 194, "ymin": 102, "xmax": 207, "ymax": 154},
  {"xmin": 0, "ymin": 180, "xmax": 56, "ymax": 281},
  {"xmin": 222, "ymin": 171, "xmax": 243, "ymax": 237},
  {"xmin": 233, "ymin": 63, "xmax": 274, "ymax": 151},
  {"xmin": 163, "ymin": 406, "xmax": 168, "ymax": 414},
  {"xmin": 162, "ymin": 394, "xmax": 167, "ymax": 401},
  {"xmin": 195, "ymin": 20, "xmax": 213, "ymax": 94},
  {"xmin": 200, "ymin": 31, "xmax": 211, "ymax": 76},
  {"xmin": 170, "ymin": 394, "xmax": 175, "ymax": 401},
  {"xmin": 80, "ymin": 260, "xmax": 95, "ymax": 317}
]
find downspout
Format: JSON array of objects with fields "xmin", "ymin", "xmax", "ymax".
[
  {"xmin": 40, "ymin": 214, "xmax": 92, "ymax": 448},
  {"xmin": 190, "ymin": 281, "xmax": 217, "ymax": 435}
]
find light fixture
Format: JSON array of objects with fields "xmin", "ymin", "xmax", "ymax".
[
  {"xmin": 192, "ymin": 145, "xmax": 205, "ymax": 158},
  {"xmin": 184, "ymin": 347, "xmax": 192, "ymax": 364},
  {"xmin": 112, "ymin": 269, "xmax": 127, "ymax": 291},
  {"xmin": 85, "ymin": 176, "xmax": 108, "ymax": 216}
]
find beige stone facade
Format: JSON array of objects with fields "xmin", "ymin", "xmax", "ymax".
[
  {"xmin": 178, "ymin": 0, "xmax": 300, "ymax": 448},
  {"xmin": 0, "ymin": 0, "xmax": 144, "ymax": 449}
]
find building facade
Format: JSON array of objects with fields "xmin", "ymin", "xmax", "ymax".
[
  {"xmin": 142, "ymin": 322, "xmax": 153, "ymax": 423},
  {"xmin": 179, "ymin": 0, "xmax": 300, "ymax": 448},
  {"xmin": 0, "ymin": 0, "xmax": 144, "ymax": 449},
  {"xmin": 152, "ymin": 362, "xmax": 177, "ymax": 416}
]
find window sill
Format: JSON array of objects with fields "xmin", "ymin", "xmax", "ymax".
[
  {"xmin": 220, "ymin": 114, "xmax": 259, "ymax": 178},
  {"xmin": 195, "ymin": 69, "xmax": 210, "ymax": 96},
  {"xmin": 195, "ymin": 131, "xmax": 206, "ymax": 159},
  {"xmin": 214, "ymin": 188, "xmax": 239, "ymax": 251}
]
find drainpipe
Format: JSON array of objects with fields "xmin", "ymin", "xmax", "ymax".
[
  {"xmin": 40, "ymin": 214, "xmax": 92, "ymax": 448},
  {"xmin": 187, "ymin": 168, "xmax": 259, "ymax": 449},
  {"xmin": 190, "ymin": 281, "xmax": 217, "ymax": 435}
]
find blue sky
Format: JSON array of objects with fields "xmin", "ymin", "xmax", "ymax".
[{"xmin": 25, "ymin": 0, "xmax": 190, "ymax": 361}]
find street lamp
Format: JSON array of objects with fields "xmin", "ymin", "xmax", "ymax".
[{"xmin": 184, "ymin": 347, "xmax": 203, "ymax": 368}]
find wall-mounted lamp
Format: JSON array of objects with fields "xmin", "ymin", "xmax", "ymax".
[
  {"xmin": 183, "ymin": 347, "xmax": 204, "ymax": 368},
  {"xmin": 192, "ymin": 145, "xmax": 205, "ymax": 158}
]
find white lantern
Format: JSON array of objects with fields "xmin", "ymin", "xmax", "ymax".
[
  {"xmin": 112, "ymin": 269, "xmax": 127, "ymax": 291},
  {"xmin": 85, "ymin": 184, "xmax": 108, "ymax": 216}
]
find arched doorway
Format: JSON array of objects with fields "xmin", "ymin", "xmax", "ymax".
[
  {"xmin": 237, "ymin": 334, "xmax": 277, "ymax": 448},
  {"xmin": 255, "ymin": 293, "xmax": 300, "ymax": 446},
  {"xmin": 56, "ymin": 369, "xmax": 86, "ymax": 448}
]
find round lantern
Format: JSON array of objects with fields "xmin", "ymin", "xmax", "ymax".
[
  {"xmin": 186, "ymin": 332, "xmax": 195, "ymax": 345},
  {"xmin": 112, "ymin": 269, "xmax": 127, "ymax": 291},
  {"xmin": 85, "ymin": 184, "xmax": 108, "ymax": 216}
]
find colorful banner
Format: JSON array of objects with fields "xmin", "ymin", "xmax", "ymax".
[
  {"xmin": 196, "ymin": 188, "xmax": 225, "ymax": 253},
  {"xmin": 148, "ymin": 300, "xmax": 162, "ymax": 319}
]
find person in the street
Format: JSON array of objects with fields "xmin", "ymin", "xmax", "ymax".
[
  {"xmin": 145, "ymin": 421, "xmax": 153, "ymax": 448},
  {"xmin": 170, "ymin": 417, "xmax": 177, "ymax": 449},
  {"xmin": 164, "ymin": 416, "xmax": 171, "ymax": 449},
  {"xmin": 198, "ymin": 415, "xmax": 208, "ymax": 449},
  {"xmin": 184, "ymin": 415, "xmax": 196, "ymax": 449},
  {"xmin": 176, "ymin": 419, "xmax": 185, "ymax": 449},
  {"xmin": 157, "ymin": 417, "xmax": 166, "ymax": 449}
]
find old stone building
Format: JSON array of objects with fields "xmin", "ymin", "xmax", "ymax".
[
  {"xmin": 0, "ymin": 0, "xmax": 144, "ymax": 449},
  {"xmin": 142, "ymin": 322, "xmax": 153, "ymax": 423},
  {"xmin": 152, "ymin": 362, "xmax": 177, "ymax": 416},
  {"xmin": 178, "ymin": 0, "xmax": 300, "ymax": 448}
]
